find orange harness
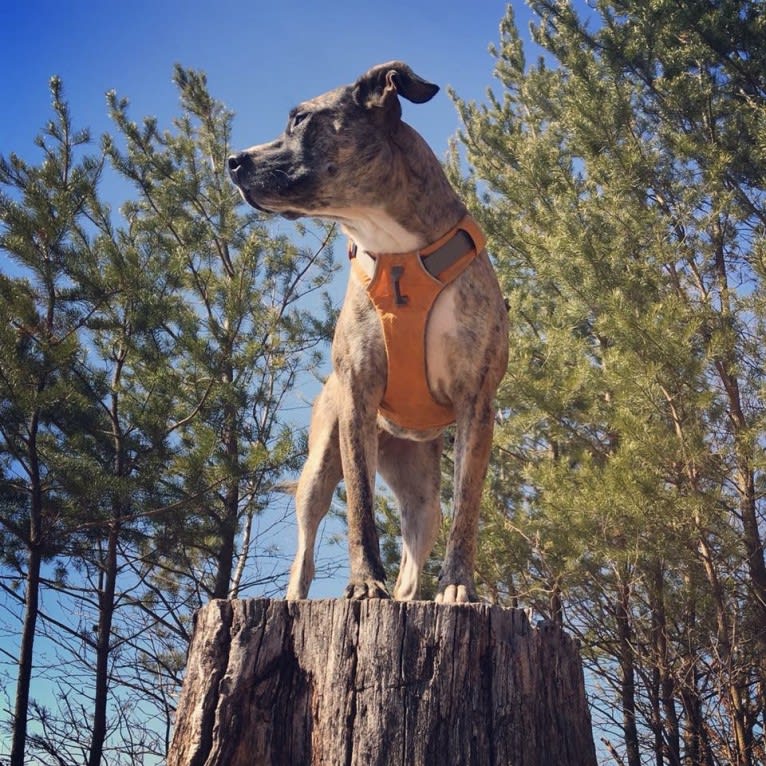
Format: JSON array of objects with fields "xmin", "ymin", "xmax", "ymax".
[{"xmin": 349, "ymin": 215, "xmax": 486, "ymax": 431}]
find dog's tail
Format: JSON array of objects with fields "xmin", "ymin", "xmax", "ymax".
[{"xmin": 273, "ymin": 479, "xmax": 299, "ymax": 496}]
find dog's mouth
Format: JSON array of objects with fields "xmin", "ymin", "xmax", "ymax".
[
  {"xmin": 228, "ymin": 156, "xmax": 306, "ymax": 221},
  {"xmin": 236, "ymin": 186, "xmax": 302, "ymax": 220},
  {"xmin": 238, "ymin": 185, "xmax": 271, "ymax": 213}
]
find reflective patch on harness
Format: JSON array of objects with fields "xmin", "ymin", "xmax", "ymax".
[{"xmin": 349, "ymin": 215, "xmax": 486, "ymax": 431}]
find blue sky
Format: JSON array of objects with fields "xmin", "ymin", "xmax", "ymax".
[{"xmin": 1, "ymin": 0, "xmax": 531, "ymax": 169}]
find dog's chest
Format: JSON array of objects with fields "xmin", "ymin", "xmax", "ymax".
[{"xmin": 350, "ymin": 245, "xmax": 478, "ymax": 430}]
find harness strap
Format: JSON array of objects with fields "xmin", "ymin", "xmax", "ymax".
[
  {"xmin": 348, "ymin": 214, "xmax": 486, "ymax": 281},
  {"xmin": 349, "ymin": 214, "xmax": 486, "ymax": 430},
  {"xmin": 422, "ymin": 229, "xmax": 474, "ymax": 277}
]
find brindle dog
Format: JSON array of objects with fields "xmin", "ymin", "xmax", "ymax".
[{"xmin": 228, "ymin": 62, "xmax": 508, "ymax": 603}]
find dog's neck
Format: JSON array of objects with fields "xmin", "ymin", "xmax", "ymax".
[
  {"xmin": 336, "ymin": 123, "xmax": 467, "ymax": 258},
  {"xmin": 337, "ymin": 199, "xmax": 467, "ymax": 259},
  {"xmin": 339, "ymin": 209, "xmax": 442, "ymax": 257}
]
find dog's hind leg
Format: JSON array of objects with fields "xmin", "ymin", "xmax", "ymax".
[
  {"xmin": 286, "ymin": 376, "xmax": 343, "ymax": 600},
  {"xmin": 378, "ymin": 433, "xmax": 443, "ymax": 601}
]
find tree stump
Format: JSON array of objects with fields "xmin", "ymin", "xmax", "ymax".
[{"xmin": 167, "ymin": 599, "xmax": 597, "ymax": 766}]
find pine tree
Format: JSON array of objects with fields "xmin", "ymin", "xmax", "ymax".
[
  {"xmin": 1, "ymin": 68, "xmax": 338, "ymax": 765},
  {"xmin": 453, "ymin": 2, "xmax": 766, "ymax": 763},
  {"xmin": 0, "ymin": 76, "xmax": 105, "ymax": 766},
  {"xmin": 106, "ymin": 66, "xmax": 337, "ymax": 605}
]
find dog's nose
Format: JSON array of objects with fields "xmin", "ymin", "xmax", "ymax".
[{"xmin": 227, "ymin": 152, "xmax": 250, "ymax": 181}]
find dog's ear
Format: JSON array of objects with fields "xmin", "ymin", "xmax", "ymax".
[{"xmin": 353, "ymin": 62, "xmax": 439, "ymax": 117}]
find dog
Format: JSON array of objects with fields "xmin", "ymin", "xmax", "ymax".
[{"xmin": 228, "ymin": 62, "xmax": 508, "ymax": 603}]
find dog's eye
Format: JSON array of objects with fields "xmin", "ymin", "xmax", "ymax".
[{"xmin": 288, "ymin": 112, "xmax": 308, "ymax": 134}]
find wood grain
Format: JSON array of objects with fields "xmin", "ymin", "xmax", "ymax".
[{"xmin": 168, "ymin": 599, "xmax": 597, "ymax": 766}]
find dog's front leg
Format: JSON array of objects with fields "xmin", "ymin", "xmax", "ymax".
[
  {"xmin": 338, "ymin": 392, "xmax": 389, "ymax": 599},
  {"xmin": 436, "ymin": 392, "xmax": 496, "ymax": 604}
]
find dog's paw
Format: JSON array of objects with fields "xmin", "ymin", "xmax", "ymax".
[
  {"xmin": 435, "ymin": 583, "xmax": 477, "ymax": 604},
  {"xmin": 344, "ymin": 579, "xmax": 390, "ymax": 600}
]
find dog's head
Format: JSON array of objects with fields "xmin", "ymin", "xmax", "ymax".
[{"xmin": 227, "ymin": 62, "xmax": 439, "ymax": 220}]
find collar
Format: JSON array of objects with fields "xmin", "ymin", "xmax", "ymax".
[{"xmin": 347, "ymin": 214, "xmax": 486, "ymax": 279}]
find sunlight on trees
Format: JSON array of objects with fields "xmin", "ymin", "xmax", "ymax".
[{"xmin": 451, "ymin": 2, "xmax": 766, "ymax": 764}]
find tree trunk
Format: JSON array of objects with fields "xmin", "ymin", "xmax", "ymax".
[
  {"xmin": 10, "ymin": 415, "xmax": 43, "ymax": 766},
  {"xmin": 87, "ymin": 520, "xmax": 120, "ymax": 766},
  {"xmin": 168, "ymin": 599, "xmax": 597, "ymax": 766},
  {"xmin": 10, "ymin": 545, "xmax": 41, "ymax": 766},
  {"xmin": 648, "ymin": 560, "xmax": 681, "ymax": 766},
  {"xmin": 616, "ymin": 574, "xmax": 641, "ymax": 766}
]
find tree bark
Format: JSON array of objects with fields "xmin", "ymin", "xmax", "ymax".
[{"xmin": 168, "ymin": 599, "xmax": 597, "ymax": 766}]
